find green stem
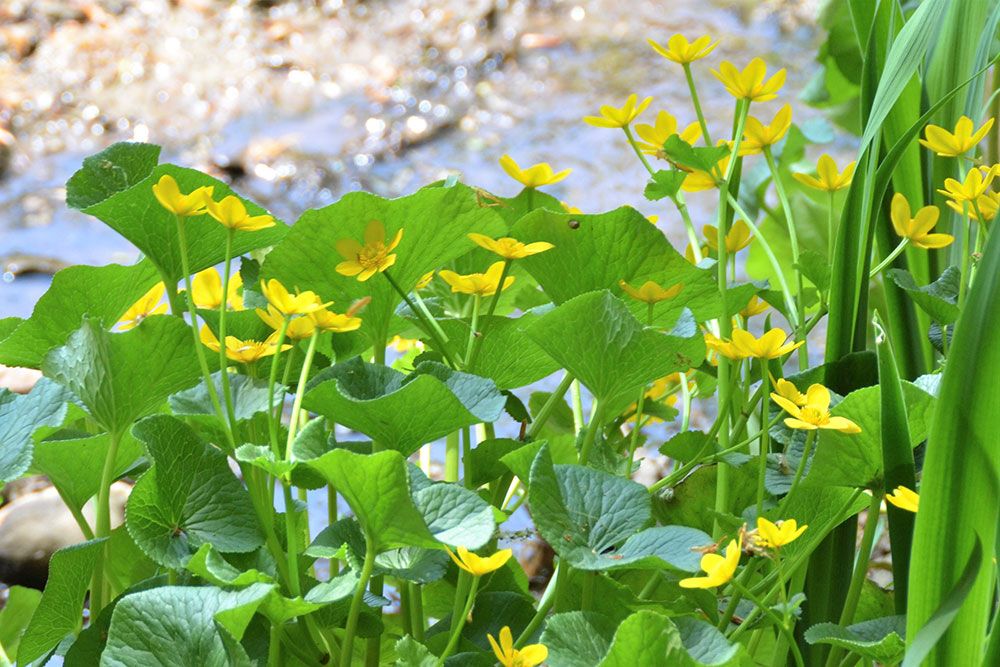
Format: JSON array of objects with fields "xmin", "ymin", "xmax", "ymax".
[
  {"xmin": 684, "ymin": 62, "xmax": 713, "ymax": 145},
  {"xmin": 869, "ymin": 239, "xmax": 910, "ymax": 278},
  {"xmin": 341, "ymin": 533, "xmax": 377, "ymax": 667},
  {"xmin": 730, "ymin": 580, "xmax": 805, "ymax": 667},
  {"xmin": 410, "ymin": 582, "xmax": 425, "ymax": 642},
  {"xmin": 438, "ymin": 576, "xmax": 480, "ymax": 664},
  {"xmin": 445, "ymin": 431, "xmax": 460, "ymax": 483},
  {"xmin": 824, "ymin": 491, "xmax": 882, "ymax": 667},
  {"xmin": 622, "ymin": 125, "xmax": 655, "ymax": 175},
  {"xmin": 217, "ymin": 229, "xmax": 239, "ymax": 442},
  {"xmin": 285, "ymin": 331, "xmax": 319, "ymax": 458},
  {"xmin": 578, "ymin": 400, "xmax": 604, "ymax": 465},
  {"xmin": 266, "ymin": 317, "xmax": 292, "ymax": 457},
  {"xmin": 756, "ymin": 364, "xmax": 771, "ymax": 515},
  {"xmin": 89, "ymin": 428, "xmax": 123, "ymax": 616},
  {"xmin": 570, "ymin": 380, "xmax": 585, "ymax": 433},
  {"xmin": 281, "ymin": 482, "xmax": 301, "ymax": 596},
  {"xmin": 673, "ymin": 194, "xmax": 704, "ymax": 263},
  {"xmin": 827, "ymin": 191, "xmax": 836, "ymax": 261},
  {"xmin": 383, "ymin": 270, "xmax": 458, "ymax": 367},
  {"xmin": 527, "ymin": 372, "xmax": 575, "ymax": 439},
  {"xmin": 778, "ymin": 430, "xmax": 817, "ymax": 515},
  {"xmin": 515, "ymin": 563, "xmax": 560, "ymax": 647},
  {"xmin": 625, "ymin": 386, "xmax": 647, "ymax": 478},
  {"xmin": 464, "ymin": 294, "xmax": 481, "ymax": 367},
  {"xmin": 679, "ymin": 371, "xmax": 693, "ymax": 431}
]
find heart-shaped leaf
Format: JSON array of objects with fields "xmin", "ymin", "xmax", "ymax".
[{"xmin": 0, "ymin": 378, "xmax": 77, "ymax": 483}]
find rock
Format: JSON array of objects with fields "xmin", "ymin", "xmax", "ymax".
[
  {"xmin": 0, "ymin": 480, "xmax": 130, "ymax": 589},
  {"xmin": 0, "ymin": 365, "xmax": 42, "ymax": 394}
]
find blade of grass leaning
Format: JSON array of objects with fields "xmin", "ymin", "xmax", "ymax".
[
  {"xmin": 905, "ymin": 227, "xmax": 1000, "ymax": 665},
  {"xmin": 874, "ymin": 311, "xmax": 916, "ymax": 613}
]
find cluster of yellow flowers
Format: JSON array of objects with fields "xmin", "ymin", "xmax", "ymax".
[
  {"xmin": 152, "ymin": 174, "xmax": 276, "ymax": 231},
  {"xmin": 681, "ymin": 517, "xmax": 807, "ymax": 589},
  {"xmin": 705, "ymin": 327, "xmax": 802, "ymax": 361}
]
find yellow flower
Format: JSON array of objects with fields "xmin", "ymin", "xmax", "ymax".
[
  {"xmin": 772, "ymin": 379, "xmax": 807, "ymax": 407},
  {"xmin": 618, "ymin": 279, "xmax": 683, "ymax": 304},
  {"xmin": 770, "ymin": 383, "xmax": 861, "ymax": 433},
  {"xmin": 679, "ymin": 537, "xmax": 741, "ymax": 589},
  {"xmin": 793, "ymin": 154, "xmax": 855, "ymax": 192},
  {"xmin": 415, "ymin": 271, "xmax": 434, "ymax": 290},
  {"xmin": 740, "ymin": 104, "xmax": 792, "ymax": 154},
  {"xmin": 389, "ymin": 335, "xmax": 423, "ymax": 353},
  {"xmin": 630, "ymin": 373, "xmax": 692, "ymax": 425},
  {"xmin": 191, "ymin": 268, "xmax": 243, "ymax": 310},
  {"xmin": 561, "ymin": 201, "xmax": 583, "ymax": 214},
  {"xmin": 335, "ymin": 219, "xmax": 403, "ymax": 282},
  {"xmin": 498, "ymin": 154, "xmax": 571, "ymax": 188},
  {"xmin": 704, "ymin": 332, "xmax": 742, "ymax": 361},
  {"xmin": 947, "ymin": 191, "xmax": 999, "ymax": 220},
  {"xmin": 438, "ymin": 261, "xmax": 515, "ymax": 297},
  {"xmin": 886, "ymin": 485, "xmax": 919, "ymax": 513},
  {"xmin": 682, "ymin": 140, "xmax": 731, "ymax": 192},
  {"xmin": 199, "ymin": 326, "xmax": 290, "ymax": 363},
  {"xmin": 309, "ymin": 307, "xmax": 363, "ymax": 333},
  {"xmin": 583, "ymin": 93, "xmax": 653, "ymax": 129},
  {"xmin": 890, "ymin": 194, "xmax": 953, "ymax": 250},
  {"xmin": 634, "ymin": 111, "xmax": 702, "ymax": 156},
  {"xmin": 260, "ymin": 279, "xmax": 327, "ymax": 316},
  {"xmin": 703, "ymin": 219, "xmax": 753, "ymax": 253},
  {"xmin": 739, "ymin": 295, "xmax": 769, "ymax": 319},
  {"xmin": 117, "ymin": 283, "xmax": 167, "ymax": 330},
  {"xmin": 685, "ymin": 242, "xmax": 710, "ymax": 264},
  {"xmin": 937, "ymin": 165, "xmax": 999, "ymax": 204},
  {"xmin": 711, "ymin": 58, "xmax": 786, "ymax": 102},
  {"xmin": 257, "ymin": 304, "xmax": 316, "ymax": 340},
  {"xmin": 467, "ymin": 233, "xmax": 554, "ymax": 260},
  {"xmin": 152, "ymin": 174, "xmax": 213, "ymax": 217},
  {"xmin": 731, "ymin": 328, "xmax": 803, "ymax": 360},
  {"xmin": 446, "ymin": 546, "xmax": 512, "ymax": 577},
  {"xmin": 755, "ymin": 518, "xmax": 807, "ymax": 549},
  {"xmin": 919, "ymin": 115, "xmax": 995, "ymax": 157},
  {"xmin": 205, "ymin": 195, "xmax": 275, "ymax": 232},
  {"xmin": 647, "ymin": 215, "xmax": 659, "ymax": 225},
  {"xmin": 487, "ymin": 626, "xmax": 547, "ymax": 667},
  {"xmin": 647, "ymin": 34, "xmax": 718, "ymax": 64}
]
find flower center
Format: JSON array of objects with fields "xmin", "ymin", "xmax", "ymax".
[
  {"xmin": 358, "ymin": 242, "xmax": 388, "ymax": 268},
  {"xmin": 799, "ymin": 407, "xmax": 828, "ymax": 425}
]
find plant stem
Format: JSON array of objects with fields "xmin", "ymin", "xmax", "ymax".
[
  {"xmin": 341, "ymin": 533, "xmax": 377, "ymax": 667},
  {"xmin": 281, "ymin": 482, "xmax": 301, "ymax": 596},
  {"xmin": 730, "ymin": 580, "xmax": 805, "ymax": 667},
  {"xmin": 267, "ymin": 317, "xmax": 291, "ymax": 458},
  {"xmin": 464, "ymin": 294, "xmax": 481, "ymax": 367},
  {"xmin": 622, "ymin": 125, "xmax": 655, "ymax": 175},
  {"xmin": 684, "ymin": 63, "xmax": 713, "ymax": 145},
  {"xmin": 444, "ymin": 431, "xmax": 460, "ymax": 482},
  {"xmin": 89, "ymin": 428, "xmax": 123, "ymax": 616},
  {"xmin": 284, "ymin": 331, "xmax": 319, "ymax": 458},
  {"xmin": 778, "ymin": 430, "xmax": 817, "ymax": 515},
  {"xmin": 756, "ymin": 363, "xmax": 771, "ymax": 515},
  {"xmin": 673, "ymin": 194, "xmax": 705, "ymax": 262},
  {"xmin": 869, "ymin": 239, "xmax": 910, "ymax": 278},
  {"xmin": 515, "ymin": 563, "xmax": 560, "ymax": 647},
  {"xmin": 570, "ymin": 380, "xmax": 585, "ymax": 433},
  {"xmin": 217, "ymin": 229, "xmax": 239, "ymax": 441},
  {"xmin": 409, "ymin": 582, "xmax": 425, "ymax": 642},
  {"xmin": 827, "ymin": 191, "xmax": 836, "ymax": 261},
  {"xmin": 383, "ymin": 270, "xmax": 458, "ymax": 367},
  {"xmin": 526, "ymin": 372, "xmax": 575, "ymax": 439},
  {"xmin": 824, "ymin": 491, "xmax": 882, "ymax": 667},
  {"xmin": 578, "ymin": 400, "xmax": 604, "ymax": 465},
  {"xmin": 438, "ymin": 576, "xmax": 479, "ymax": 664}
]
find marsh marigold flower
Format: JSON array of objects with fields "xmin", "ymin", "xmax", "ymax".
[
  {"xmin": 260, "ymin": 279, "xmax": 327, "ymax": 316},
  {"xmin": 191, "ymin": 268, "xmax": 243, "ymax": 310},
  {"xmin": 498, "ymin": 154, "xmax": 571, "ymax": 188},
  {"xmin": 948, "ymin": 190, "xmax": 1000, "ymax": 220},
  {"xmin": 257, "ymin": 304, "xmax": 316, "ymax": 340},
  {"xmin": 118, "ymin": 283, "xmax": 167, "ymax": 330},
  {"xmin": 919, "ymin": 115, "xmax": 995, "ymax": 157},
  {"xmin": 712, "ymin": 58, "xmax": 786, "ymax": 102},
  {"xmin": 704, "ymin": 219, "xmax": 753, "ymax": 253},
  {"xmin": 467, "ymin": 233, "xmax": 554, "ymax": 259},
  {"xmin": 771, "ymin": 383, "xmax": 861, "ymax": 433},
  {"xmin": 584, "ymin": 93, "xmax": 653, "ymax": 128},
  {"xmin": 648, "ymin": 34, "xmax": 718, "ymax": 64},
  {"xmin": 679, "ymin": 537, "xmax": 741, "ymax": 588},
  {"xmin": 488, "ymin": 626, "xmax": 547, "ymax": 667},
  {"xmin": 205, "ymin": 195, "xmax": 275, "ymax": 232},
  {"xmin": 439, "ymin": 261, "xmax": 515, "ymax": 297},
  {"xmin": 152, "ymin": 174, "xmax": 213, "ymax": 217},
  {"xmin": 335, "ymin": 219, "xmax": 403, "ymax": 282},
  {"xmin": 446, "ymin": 546, "xmax": 512, "ymax": 577},
  {"xmin": 415, "ymin": 271, "xmax": 434, "ymax": 290},
  {"xmin": 889, "ymin": 194, "xmax": 953, "ymax": 250},
  {"xmin": 634, "ymin": 110, "xmax": 702, "ymax": 156},
  {"xmin": 740, "ymin": 104, "xmax": 792, "ymax": 154},
  {"xmin": 309, "ymin": 306, "xmax": 363, "ymax": 333},
  {"xmin": 705, "ymin": 332, "xmax": 742, "ymax": 361},
  {"xmin": 619, "ymin": 279, "xmax": 683, "ymax": 304},
  {"xmin": 772, "ymin": 378, "xmax": 807, "ymax": 407},
  {"xmin": 200, "ymin": 326, "xmax": 290, "ymax": 363},
  {"xmin": 886, "ymin": 485, "xmax": 919, "ymax": 513},
  {"xmin": 937, "ymin": 165, "xmax": 999, "ymax": 204},
  {"xmin": 755, "ymin": 518, "xmax": 807, "ymax": 549},
  {"xmin": 731, "ymin": 328, "xmax": 802, "ymax": 359},
  {"xmin": 793, "ymin": 154, "xmax": 855, "ymax": 192},
  {"xmin": 739, "ymin": 295, "xmax": 769, "ymax": 319}
]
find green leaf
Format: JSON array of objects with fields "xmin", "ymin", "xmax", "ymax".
[
  {"xmin": 65, "ymin": 141, "xmax": 161, "ymax": 209},
  {"xmin": 659, "ymin": 431, "xmax": 712, "ymax": 464},
  {"xmin": 599, "ymin": 610, "xmax": 684, "ymax": 666},
  {"xmin": 0, "ymin": 585, "xmax": 42, "ymax": 662},
  {"xmin": 673, "ymin": 616, "xmax": 743, "ymax": 666},
  {"xmin": 524, "ymin": 291, "xmax": 704, "ymax": 404},
  {"xmin": 796, "ymin": 249, "xmax": 831, "ymax": 292},
  {"xmin": 42, "ymin": 316, "xmax": 202, "ymax": 436},
  {"xmin": 805, "ymin": 615, "xmax": 906, "ymax": 664},
  {"xmin": 541, "ymin": 611, "xmax": 618, "ymax": 667},
  {"xmin": 0, "ymin": 378, "xmax": 76, "ymax": 483},
  {"xmin": 509, "ymin": 207, "xmax": 722, "ymax": 323},
  {"xmin": 18, "ymin": 539, "xmax": 105, "ymax": 664},
  {"xmin": 806, "ymin": 382, "xmax": 934, "ymax": 489},
  {"xmin": 101, "ymin": 584, "xmax": 275, "ymax": 666},
  {"xmin": 303, "ymin": 357, "xmax": 505, "ymax": 456},
  {"xmin": 888, "ymin": 267, "xmax": 961, "ymax": 324},
  {"xmin": 643, "ymin": 170, "xmax": 687, "ymax": 202},
  {"xmin": 410, "ymin": 474, "xmax": 496, "ymax": 549},
  {"xmin": 80, "ymin": 163, "xmax": 287, "ymax": 285},
  {"xmin": 0, "ymin": 261, "xmax": 160, "ymax": 368},
  {"xmin": 436, "ymin": 314, "xmax": 561, "ymax": 390},
  {"xmin": 127, "ymin": 415, "xmax": 264, "ymax": 568},
  {"xmin": 499, "ymin": 437, "xmax": 572, "ymax": 482},
  {"xmin": 464, "ymin": 438, "xmax": 523, "ymax": 487},
  {"xmin": 395, "ymin": 635, "xmax": 438, "ymax": 666},
  {"xmin": 660, "ymin": 136, "xmax": 729, "ymax": 172},
  {"xmin": 261, "ymin": 183, "xmax": 505, "ymax": 346},
  {"xmin": 32, "ymin": 430, "xmax": 144, "ymax": 510},
  {"xmin": 307, "ymin": 449, "xmax": 435, "ymax": 551},
  {"xmin": 170, "ymin": 371, "xmax": 275, "ymax": 422},
  {"xmin": 529, "ymin": 445, "xmax": 710, "ymax": 571}
]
